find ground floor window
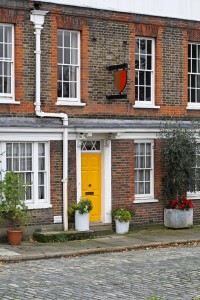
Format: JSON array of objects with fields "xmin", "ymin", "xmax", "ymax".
[
  {"xmin": 134, "ymin": 140, "xmax": 154, "ymax": 201},
  {"xmin": 1, "ymin": 142, "xmax": 50, "ymax": 209}
]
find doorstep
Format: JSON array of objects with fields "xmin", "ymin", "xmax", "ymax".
[{"xmin": 33, "ymin": 223, "xmax": 113, "ymax": 243}]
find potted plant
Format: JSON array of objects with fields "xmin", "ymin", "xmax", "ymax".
[
  {"xmin": 159, "ymin": 121, "xmax": 198, "ymax": 228},
  {"xmin": 164, "ymin": 196, "xmax": 193, "ymax": 228},
  {"xmin": 111, "ymin": 206, "xmax": 136, "ymax": 234},
  {"xmin": 68, "ymin": 198, "xmax": 93, "ymax": 231},
  {"xmin": 0, "ymin": 171, "xmax": 31, "ymax": 245}
]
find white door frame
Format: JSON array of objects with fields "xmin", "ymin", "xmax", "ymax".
[{"xmin": 76, "ymin": 137, "xmax": 112, "ymax": 223}]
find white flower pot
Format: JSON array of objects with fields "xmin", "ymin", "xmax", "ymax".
[
  {"xmin": 75, "ymin": 211, "xmax": 90, "ymax": 231},
  {"xmin": 115, "ymin": 220, "xmax": 130, "ymax": 234},
  {"xmin": 164, "ymin": 208, "xmax": 193, "ymax": 229}
]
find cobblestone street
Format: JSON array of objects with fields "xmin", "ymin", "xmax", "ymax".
[{"xmin": 0, "ymin": 245, "xmax": 199, "ymax": 300}]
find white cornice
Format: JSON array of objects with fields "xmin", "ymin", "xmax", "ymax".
[{"xmin": 35, "ymin": 0, "xmax": 200, "ymax": 22}]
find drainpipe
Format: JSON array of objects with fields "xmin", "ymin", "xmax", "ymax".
[{"xmin": 30, "ymin": 10, "xmax": 68, "ymax": 231}]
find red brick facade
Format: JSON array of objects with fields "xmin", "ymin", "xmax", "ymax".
[{"xmin": 0, "ymin": 1, "xmax": 200, "ymax": 229}]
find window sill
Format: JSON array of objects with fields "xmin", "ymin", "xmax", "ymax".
[
  {"xmin": 186, "ymin": 104, "xmax": 200, "ymax": 110},
  {"xmin": 187, "ymin": 193, "xmax": 200, "ymax": 200},
  {"xmin": 133, "ymin": 104, "xmax": 160, "ymax": 109},
  {"xmin": 0, "ymin": 99, "xmax": 20, "ymax": 104},
  {"xmin": 27, "ymin": 203, "xmax": 52, "ymax": 210},
  {"xmin": 134, "ymin": 197, "xmax": 159, "ymax": 203},
  {"xmin": 56, "ymin": 100, "xmax": 86, "ymax": 107}
]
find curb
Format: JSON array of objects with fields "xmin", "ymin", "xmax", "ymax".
[{"xmin": 1, "ymin": 239, "xmax": 200, "ymax": 263}]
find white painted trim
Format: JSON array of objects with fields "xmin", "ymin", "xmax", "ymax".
[
  {"xmin": 102, "ymin": 139, "xmax": 112, "ymax": 223},
  {"xmin": 76, "ymin": 140, "xmax": 82, "ymax": 201},
  {"xmin": 0, "ymin": 100, "xmax": 20, "ymax": 104},
  {"xmin": 27, "ymin": 203, "xmax": 52, "ymax": 209},
  {"xmin": 187, "ymin": 192, "xmax": 200, "ymax": 200},
  {"xmin": 0, "ymin": 132, "xmax": 63, "ymax": 141},
  {"xmin": 133, "ymin": 104, "xmax": 160, "ymax": 109},
  {"xmin": 134, "ymin": 198, "xmax": 158, "ymax": 203},
  {"xmin": 134, "ymin": 139, "xmax": 155, "ymax": 199},
  {"xmin": 186, "ymin": 103, "xmax": 200, "ymax": 110},
  {"xmin": 35, "ymin": 0, "xmax": 200, "ymax": 22},
  {"xmin": 56, "ymin": 100, "xmax": 86, "ymax": 106},
  {"xmin": 76, "ymin": 137, "xmax": 112, "ymax": 223}
]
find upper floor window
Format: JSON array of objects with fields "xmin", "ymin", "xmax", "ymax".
[
  {"xmin": 188, "ymin": 43, "xmax": 200, "ymax": 109},
  {"xmin": 57, "ymin": 30, "xmax": 80, "ymax": 104},
  {"xmin": 0, "ymin": 24, "xmax": 14, "ymax": 100},
  {"xmin": 134, "ymin": 38, "xmax": 155, "ymax": 108}
]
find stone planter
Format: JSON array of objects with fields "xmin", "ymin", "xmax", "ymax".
[
  {"xmin": 115, "ymin": 220, "xmax": 130, "ymax": 234},
  {"xmin": 164, "ymin": 208, "xmax": 193, "ymax": 229},
  {"xmin": 75, "ymin": 211, "xmax": 90, "ymax": 231}
]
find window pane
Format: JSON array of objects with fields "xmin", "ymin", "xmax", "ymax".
[
  {"xmin": 197, "ymin": 90, "xmax": 200, "ymax": 103},
  {"xmin": 0, "ymin": 43, "xmax": 3, "ymax": 59},
  {"xmin": 38, "ymin": 186, "xmax": 44, "ymax": 200},
  {"xmin": 145, "ymin": 182, "xmax": 150, "ymax": 194},
  {"xmin": 5, "ymin": 44, "xmax": 12, "ymax": 59},
  {"xmin": 71, "ymin": 49, "xmax": 78, "ymax": 64},
  {"xmin": 192, "ymin": 44, "xmax": 197, "ymax": 58},
  {"xmin": 191, "ymin": 74, "xmax": 196, "ymax": 88},
  {"xmin": 192, "ymin": 59, "xmax": 197, "ymax": 73},
  {"xmin": 70, "ymin": 82, "xmax": 77, "ymax": 98},
  {"xmin": 38, "ymin": 143, "xmax": 45, "ymax": 156},
  {"xmin": 26, "ymin": 186, "xmax": 32, "ymax": 200},
  {"xmin": 147, "ymin": 56, "xmax": 152, "ymax": 70},
  {"xmin": 139, "ymin": 71, "xmax": 144, "ymax": 86},
  {"xmin": 13, "ymin": 143, "xmax": 19, "ymax": 156},
  {"xmin": 0, "ymin": 26, "xmax": 3, "ymax": 43},
  {"xmin": 70, "ymin": 66, "xmax": 77, "ymax": 81},
  {"xmin": 26, "ymin": 144, "xmax": 32, "ymax": 156},
  {"xmin": 135, "ymin": 71, "xmax": 138, "ymax": 85},
  {"xmin": 4, "ymin": 77, "xmax": 11, "ymax": 93},
  {"xmin": 6, "ymin": 143, "xmax": 12, "ymax": 156},
  {"xmin": 147, "ymin": 40, "xmax": 152, "ymax": 54},
  {"xmin": 63, "ymin": 82, "xmax": 69, "ymax": 98},
  {"xmin": 57, "ymin": 48, "xmax": 63, "ymax": 64},
  {"xmin": 4, "ymin": 62, "xmax": 11, "ymax": 76},
  {"xmin": 139, "ymin": 182, "xmax": 144, "ymax": 194},
  {"xmin": 5, "ymin": 27, "xmax": 12, "ymax": 43},
  {"xmin": 57, "ymin": 82, "xmax": 62, "ymax": 97},
  {"xmin": 139, "ymin": 86, "xmax": 144, "ymax": 101},
  {"xmin": 140, "ymin": 55, "xmax": 146, "ymax": 69},
  {"xmin": 13, "ymin": 158, "xmax": 19, "ymax": 171},
  {"xmin": 135, "ymin": 39, "xmax": 139, "ymax": 54},
  {"xmin": 63, "ymin": 66, "xmax": 69, "ymax": 81},
  {"xmin": 146, "ymin": 72, "xmax": 151, "ymax": 86},
  {"xmin": 139, "ymin": 170, "xmax": 144, "ymax": 181},
  {"xmin": 188, "ymin": 58, "xmax": 191, "ymax": 73},
  {"xmin": 191, "ymin": 89, "xmax": 195, "ymax": 102},
  {"xmin": 64, "ymin": 31, "xmax": 70, "ymax": 47},
  {"xmin": 140, "ymin": 39, "xmax": 146, "ymax": 53},
  {"xmin": 146, "ymin": 156, "xmax": 151, "ymax": 168},
  {"xmin": 71, "ymin": 32, "xmax": 78, "ymax": 48},
  {"xmin": 39, "ymin": 158, "xmax": 45, "ymax": 170},
  {"xmin": 140, "ymin": 156, "xmax": 145, "ymax": 168},
  {"xmin": 64, "ymin": 48, "xmax": 70, "ymax": 64},
  {"xmin": 20, "ymin": 143, "xmax": 25, "ymax": 156},
  {"xmin": 20, "ymin": 158, "xmax": 25, "ymax": 171},
  {"xmin": 140, "ymin": 144, "xmax": 145, "ymax": 155},
  {"xmin": 0, "ymin": 76, "xmax": 2, "ymax": 93},
  {"xmin": 135, "ymin": 156, "xmax": 139, "ymax": 168},
  {"xmin": 38, "ymin": 172, "xmax": 44, "ymax": 185},
  {"xmin": 134, "ymin": 144, "xmax": 138, "ymax": 155},
  {"xmin": 135, "ymin": 55, "xmax": 139, "ymax": 69},
  {"xmin": 146, "ymin": 87, "xmax": 151, "ymax": 101},
  {"xmin": 6, "ymin": 158, "xmax": 12, "ymax": 170},
  {"xmin": 27, "ymin": 158, "xmax": 32, "ymax": 171}
]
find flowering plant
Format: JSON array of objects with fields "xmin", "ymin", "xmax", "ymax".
[
  {"xmin": 68, "ymin": 198, "xmax": 93, "ymax": 215},
  {"xmin": 111, "ymin": 206, "xmax": 136, "ymax": 222},
  {"xmin": 167, "ymin": 197, "xmax": 193, "ymax": 210}
]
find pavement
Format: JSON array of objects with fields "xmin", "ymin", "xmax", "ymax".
[{"xmin": 0, "ymin": 226, "xmax": 200, "ymax": 262}]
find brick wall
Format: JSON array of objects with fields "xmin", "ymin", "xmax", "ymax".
[{"xmin": 1, "ymin": 0, "xmax": 200, "ymax": 120}]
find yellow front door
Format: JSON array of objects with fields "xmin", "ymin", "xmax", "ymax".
[{"xmin": 81, "ymin": 153, "xmax": 101, "ymax": 222}]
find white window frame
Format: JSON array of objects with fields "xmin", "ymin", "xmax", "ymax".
[
  {"xmin": 187, "ymin": 143, "xmax": 200, "ymax": 200},
  {"xmin": 56, "ymin": 29, "xmax": 84, "ymax": 106},
  {"xmin": 1, "ymin": 142, "xmax": 51, "ymax": 209},
  {"xmin": 187, "ymin": 42, "xmax": 200, "ymax": 110},
  {"xmin": 0, "ymin": 23, "xmax": 16, "ymax": 103},
  {"xmin": 134, "ymin": 140, "xmax": 158, "ymax": 203},
  {"xmin": 134, "ymin": 37, "xmax": 159, "ymax": 109}
]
